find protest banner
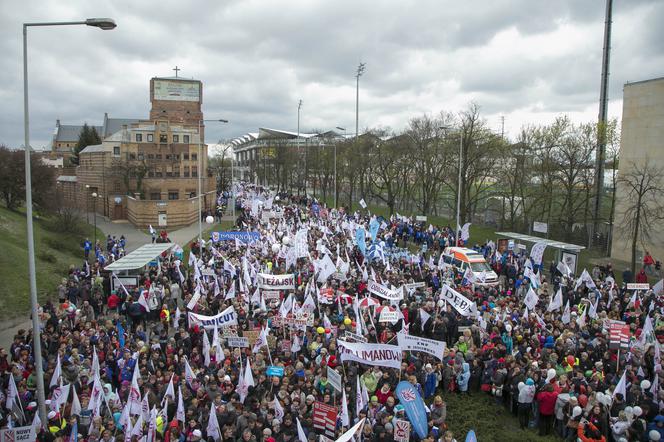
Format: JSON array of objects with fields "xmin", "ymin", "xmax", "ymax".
[
  {"xmin": 397, "ymin": 332, "xmax": 446, "ymax": 360},
  {"xmin": 262, "ymin": 290, "xmax": 281, "ymax": 301},
  {"xmin": 395, "ymin": 381, "xmax": 428, "ymax": 439},
  {"xmin": 367, "ymin": 280, "xmax": 403, "ymax": 301},
  {"xmin": 266, "ymin": 366, "xmax": 285, "ymax": 377},
  {"xmin": 337, "ymin": 340, "xmax": 402, "ymax": 369},
  {"xmin": 404, "ymin": 281, "xmax": 426, "ymax": 291},
  {"xmin": 212, "ymin": 231, "xmax": 261, "ymax": 243},
  {"xmin": 0, "ymin": 426, "xmax": 31, "ymax": 442},
  {"xmin": 281, "ymin": 340, "xmax": 292, "ymax": 353},
  {"xmin": 343, "ymin": 331, "xmax": 368, "ymax": 343},
  {"xmin": 626, "ymin": 283, "xmax": 650, "ymax": 290},
  {"xmin": 187, "ymin": 306, "xmax": 238, "ymax": 330},
  {"xmin": 326, "ymin": 366, "xmax": 342, "ymax": 392},
  {"xmin": 226, "ymin": 336, "xmax": 249, "ymax": 348},
  {"xmin": 220, "ymin": 325, "xmax": 238, "ymax": 337},
  {"xmin": 394, "ymin": 419, "xmax": 411, "ymax": 442},
  {"xmin": 440, "ymin": 285, "xmax": 473, "ymax": 316},
  {"xmin": 258, "ymin": 273, "xmax": 296, "ymax": 290},
  {"xmin": 312, "ymin": 401, "xmax": 338, "ymax": 437},
  {"xmin": 379, "ymin": 308, "xmax": 399, "ymax": 323},
  {"xmin": 294, "ymin": 228, "xmax": 309, "ymax": 258},
  {"xmin": 608, "ymin": 320, "xmax": 630, "ymax": 350}
]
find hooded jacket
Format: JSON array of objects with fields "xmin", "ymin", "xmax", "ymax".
[{"xmin": 457, "ymin": 363, "xmax": 470, "ymax": 392}]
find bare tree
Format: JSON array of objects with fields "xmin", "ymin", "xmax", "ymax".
[
  {"xmin": 367, "ymin": 129, "xmax": 408, "ymax": 215},
  {"xmin": 616, "ymin": 159, "xmax": 664, "ymax": 275}
]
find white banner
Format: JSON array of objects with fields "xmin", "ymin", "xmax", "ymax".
[
  {"xmin": 187, "ymin": 306, "xmax": 238, "ymax": 330},
  {"xmin": 404, "ymin": 282, "xmax": 426, "ymax": 291},
  {"xmin": 263, "ymin": 290, "xmax": 281, "ymax": 301},
  {"xmin": 367, "ymin": 280, "xmax": 403, "ymax": 301},
  {"xmin": 379, "ymin": 309, "xmax": 399, "ymax": 323},
  {"xmin": 327, "ymin": 366, "xmax": 342, "ymax": 392},
  {"xmin": 440, "ymin": 285, "xmax": 474, "ymax": 316},
  {"xmin": 337, "ymin": 340, "xmax": 402, "ymax": 369},
  {"xmin": 294, "ymin": 228, "xmax": 309, "ymax": 259},
  {"xmin": 397, "ymin": 332, "xmax": 446, "ymax": 360},
  {"xmin": 258, "ymin": 273, "xmax": 296, "ymax": 290},
  {"xmin": 1, "ymin": 426, "xmax": 32, "ymax": 442},
  {"xmin": 226, "ymin": 336, "xmax": 249, "ymax": 348}
]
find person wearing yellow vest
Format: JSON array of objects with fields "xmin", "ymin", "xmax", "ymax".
[
  {"xmin": 47, "ymin": 410, "xmax": 66, "ymax": 436},
  {"xmin": 160, "ymin": 304, "xmax": 170, "ymax": 331}
]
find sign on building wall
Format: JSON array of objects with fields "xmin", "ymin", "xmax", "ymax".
[{"xmin": 153, "ymin": 79, "xmax": 200, "ymax": 102}]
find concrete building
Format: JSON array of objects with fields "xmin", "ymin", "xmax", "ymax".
[
  {"xmin": 611, "ymin": 76, "xmax": 664, "ymax": 265},
  {"xmin": 55, "ymin": 75, "xmax": 215, "ymax": 228}
]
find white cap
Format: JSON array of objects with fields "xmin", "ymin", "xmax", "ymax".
[
  {"xmin": 48, "ymin": 411, "xmax": 57, "ymax": 419},
  {"xmin": 192, "ymin": 429, "xmax": 202, "ymax": 437},
  {"xmin": 572, "ymin": 406, "xmax": 582, "ymax": 418}
]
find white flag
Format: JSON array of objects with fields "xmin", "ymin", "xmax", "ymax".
[
  {"xmin": 206, "ymin": 401, "xmax": 222, "ymax": 441},
  {"xmin": 359, "ymin": 199, "xmax": 367, "ymax": 209},
  {"xmin": 176, "ymin": 386, "xmax": 186, "ymax": 423},
  {"xmin": 356, "ymin": 376, "xmax": 367, "ymax": 418},
  {"xmin": 273, "ymin": 397, "xmax": 284, "ymax": 423},
  {"xmin": 28, "ymin": 412, "xmax": 42, "ymax": 442},
  {"xmin": 50, "ymin": 354, "xmax": 62, "ymax": 388},
  {"xmin": 340, "ymin": 389, "xmax": 350, "ymax": 426},
  {"xmin": 460, "ymin": 222, "xmax": 471, "ymax": 241},
  {"xmin": 613, "ymin": 370, "xmax": 627, "ymax": 399},
  {"xmin": 90, "ymin": 346, "xmax": 100, "ymax": 385},
  {"xmin": 561, "ymin": 300, "xmax": 571, "ymax": 324},
  {"xmin": 524, "ymin": 287, "xmax": 539, "ymax": 310},
  {"xmin": 336, "ymin": 418, "xmax": 366, "ymax": 442},
  {"xmin": 162, "ymin": 374, "xmax": 175, "ymax": 408},
  {"xmin": 128, "ymin": 363, "xmax": 142, "ymax": 415},
  {"xmin": 576, "ymin": 305, "xmax": 587, "ymax": 328},
  {"xmin": 213, "ymin": 326, "xmax": 225, "ymax": 363},
  {"xmin": 296, "ymin": 417, "xmax": 308, "ymax": 442},
  {"xmin": 203, "ymin": 329, "xmax": 211, "ymax": 367},
  {"xmin": 653, "ymin": 279, "xmax": 664, "ymax": 295},
  {"xmin": 130, "ymin": 414, "xmax": 144, "ymax": 439},
  {"xmin": 419, "ymin": 309, "xmax": 431, "ymax": 331},
  {"xmin": 529, "ymin": 242, "xmax": 547, "ymax": 266},
  {"xmin": 70, "ymin": 385, "xmax": 81, "ymax": 416},
  {"xmin": 547, "ymin": 288, "xmax": 563, "ymax": 312},
  {"xmin": 184, "ymin": 357, "xmax": 196, "ymax": 388}
]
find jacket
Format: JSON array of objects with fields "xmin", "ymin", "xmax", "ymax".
[
  {"xmin": 457, "ymin": 363, "xmax": 470, "ymax": 392},
  {"xmin": 537, "ymin": 390, "xmax": 559, "ymax": 416}
]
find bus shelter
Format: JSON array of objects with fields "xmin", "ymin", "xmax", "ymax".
[
  {"xmin": 104, "ymin": 243, "xmax": 175, "ymax": 291},
  {"xmin": 494, "ymin": 231, "xmax": 585, "ymax": 274}
]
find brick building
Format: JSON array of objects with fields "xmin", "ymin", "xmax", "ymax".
[{"xmin": 56, "ymin": 76, "xmax": 215, "ymax": 228}]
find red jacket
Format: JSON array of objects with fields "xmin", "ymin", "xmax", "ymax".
[
  {"xmin": 636, "ymin": 270, "xmax": 648, "ymax": 283},
  {"xmin": 536, "ymin": 390, "xmax": 559, "ymax": 415}
]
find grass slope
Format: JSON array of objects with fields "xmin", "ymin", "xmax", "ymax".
[{"xmin": 0, "ymin": 206, "xmax": 103, "ymax": 318}]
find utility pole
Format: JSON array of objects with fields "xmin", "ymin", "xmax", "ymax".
[
  {"xmin": 297, "ymin": 99, "xmax": 303, "ymax": 194},
  {"xmin": 593, "ymin": 0, "xmax": 613, "ymax": 248},
  {"xmin": 500, "ymin": 115, "xmax": 505, "ymax": 139},
  {"xmin": 355, "ymin": 63, "xmax": 365, "ymax": 142}
]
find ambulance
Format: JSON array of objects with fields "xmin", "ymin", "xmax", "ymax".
[{"xmin": 440, "ymin": 247, "xmax": 499, "ymax": 287}]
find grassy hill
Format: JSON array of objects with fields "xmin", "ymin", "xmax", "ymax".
[{"xmin": 0, "ymin": 206, "xmax": 103, "ymax": 318}]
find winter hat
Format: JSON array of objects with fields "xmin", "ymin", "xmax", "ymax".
[
  {"xmin": 572, "ymin": 406, "xmax": 582, "ymax": 418},
  {"xmin": 526, "ymin": 378, "xmax": 534, "ymax": 386}
]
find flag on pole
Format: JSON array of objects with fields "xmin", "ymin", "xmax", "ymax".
[
  {"xmin": 50, "ymin": 354, "xmax": 62, "ymax": 388},
  {"xmin": 206, "ymin": 402, "xmax": 222, "ymax": 441},
  {"xmin": 613, "ymin": 370, "xmax": 627, "ymax": 399},
  {"xmin": 340, "ymin": 389, "xmax": 350, "ymax": 427},
  {"xmin": 547, "ymin": 288, "xmax": 563, "ymax": 312},
  {"xmin": 176, "ymin": 386, "xmax": 186, "ymax": 423},
  {"xmin": 296, "ymin": 417, "xmax": 308, "ymax": 442}
]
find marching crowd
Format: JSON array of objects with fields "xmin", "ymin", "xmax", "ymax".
[{"xmin": 1, "ymin": 184, "xmax": 663, "ymax": 442}]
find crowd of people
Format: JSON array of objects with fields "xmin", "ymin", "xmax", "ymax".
[{"xmin": 1, "ymin": 184, "xmax": 663, "ymax": 442}]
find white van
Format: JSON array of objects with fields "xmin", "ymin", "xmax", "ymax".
[{"xmin": 440, "ymin": 247, "xmax": 499, "ymax": 287}]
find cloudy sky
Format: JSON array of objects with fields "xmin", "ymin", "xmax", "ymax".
[{"xmin": 1, "ymin": 0, "xmax": 662, "ymax": 151}]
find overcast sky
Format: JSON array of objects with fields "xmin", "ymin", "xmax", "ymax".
[{"xmin": 1, "ymin": 0, "xmax": 662, "ymax": 151}]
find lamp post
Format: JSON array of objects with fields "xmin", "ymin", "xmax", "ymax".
[
  {"xmin": 91, "ymin": 192, "xmax": 98, "ymax": 246},
  {"xmin": 335, "ymin": 126, "xmax": 346, "ymax": 209},
  {"xmin": 197, "ymin": 119, "xmax": 228, "ymax": 247},
  {"xmin": 85, "ymin": 184, "xmax": 90, "ymax": 223},
  {"xmin": 23, "ymin": 18, "xmax": 116, "ymax": 424},
  {"xmin": 297, "ymin": 99, "xmax": 303, "ymax": 194},
  {"xmin": 456, "ymin": 130, "xmax": 463, "ymax": 244},
  {"xmin": 355, "ymin": 63, "xmax": 365, "ymax": 142}
]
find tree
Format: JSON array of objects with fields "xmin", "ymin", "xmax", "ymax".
[
  {"xmin": 367, "ymin": 129, "xmax": 409, "ymax": 215},
  {"xmin": 0, "ymin": 145, "xmax": 55, "ymax": 210},
  {"xmin": 209, "ymin": 148, "xmax": 232, "ymax": 193},
  {"xmin": 70, "ymin": 123, "xmax": 102, "ymax": 166},
  {"xmin": 616, "ymin": 159, "xmax": 664, "ymax": 275},
  {"xmin": 110, "ymin": 158, "xmax": 151, "ymax": 198}
]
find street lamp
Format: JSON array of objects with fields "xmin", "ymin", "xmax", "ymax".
[
  {"xmin": 91, "ymin": 192, "xmax": 98, "ymax": 246},
  {"xmin": 335, "ymin": 126, "xmax": 346, "ymax": 209},
  {"xmin": 439, "ymin": 125, "xmax": 464, "ymax": 242},
  {"xmin": 297, "ymin": 100, "xmax": 303, "ymax": 194},
  {"xmin": 355, "ymin": 63, "xmax": 366, "ymax": 142},
  {"xmin": 22, "ymin": 17, "xmax": 116, "ymax": 424},
  {"xmin": 197, "ymin": 119, "xmax": 228, "ymax": 247},
  {"xmin": 85, "ymin": 184, "xmax": 90, "ymax": 223}
]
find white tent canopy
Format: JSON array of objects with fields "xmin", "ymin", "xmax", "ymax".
[
  {"xmin": 104, "ymin": 243, "xmax": 175, "ymax": 272},
  {"xmin": 495, "ymin": 232, "xmax": 585, "ymax": 252}
]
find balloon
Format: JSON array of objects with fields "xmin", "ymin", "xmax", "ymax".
[
  {"xmin": 325, "ymin": 328, "xmax": 331, "ymax": 334},
  {"xmin": 317, "ymin": 327, "xmax": 325, "ymax": 334},
  {"xmin": 351, "ymin": 321, "xmax": 356, "ymax": 327},
  {"xmin": 343, "ymin": 318, "xmax": 352, "ymax": 326},
  {"xmin": 578, "ymin": 394, "xmax": 588, "ymax": 408},
  {"xmin": 282, "ymin": 236, "xmax": 291, "ymax": 245},
  {"xmin": 271, "ymin": 244, "xmax": 281, "ymax": 253},
  {"xmin": 205, "ymin": 215, "xmax": 214, "ymax": 224},
  {"xmin": 566, "ymin": 355, "xmax": 575, "ymax": 366}
]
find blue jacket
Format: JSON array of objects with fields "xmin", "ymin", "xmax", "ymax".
[{"xmin": 457, "ymin": 363, "xmax": 470, "ymax": 392}]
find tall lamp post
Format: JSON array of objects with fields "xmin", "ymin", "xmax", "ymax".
[
  {"xmin": 91, "ymin": 192, "xmax": 98, "ymax": 245},
  {"xmin": 297, "ymin": 99, "xmax": 303, "ymax": 194},
  {"xmin": 85, "ymin": 184, "xmax": 90, "ymax": 223},
  {"xmin": 197, "ymin": 119, "xmax": 228, "ymax": 246},
  {"xmin": 439, "ymin": 125, "xmax": 463, "ymax": 242},
  {"xmin": 335, "ymin": 126, "xmax": 346, "ymax": 209},
  {"xmin": 23, "ymin": 17, "xmax": 116, "ymax": 424}
]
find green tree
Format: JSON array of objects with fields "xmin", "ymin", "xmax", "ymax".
[
  {"xmin": 0, "ymin": 145, "xmax": 56, "ymax": 210},
  {"xmin": 70, "ymin": 123, "xmax": 102, "ymax": 165}
]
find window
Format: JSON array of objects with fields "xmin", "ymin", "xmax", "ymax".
[
  {"xmin": 183, "ymin": 153, "xmax": 189, "ymax": 160},
  {"xmin": 138, "ymin": 153, "xmax": 144, "ymax": 160},
  {"xmin": 173, "ymin": 166, "xmax": 180, "ymax": 177},
  {"xmin": 147, "ymin": 154, "xmax": 154, "ymax": 159},
  {"xmin": 113, "ymin": 146, "xmax": 120, "ymax": 156},
  {"xmin": 136, "ymin": 134, "xmax": 143, "ymax": 142},
  {"xmin": 168, "ymin": 191, "xmax": 179, "ymax": 200},
  {"xmin": 114, "ymin": 182, "xmax": 121, "ymax": 192},
  {"xmin": 173, "ymin": 154, "xmax": 179, "ymax": 160},
  {"xmin": 165, "ymin": 154, "xmax": 171, "ymax": 160},
  {"xmin": 191, "ymin": 153, "xmax": 197, "ymax": 161},
  {"xmin": 147, "ymin": 134, "xmax": 153, "ymax": 142},
  {"xmin": 150, "ymin": 192, "xmax": 161, "ymax": 200},
  {"xmin": 160, "ymin": 134, "xmax": 167, "ymax": 143},
  {"xmin": 189, "ymin": 191, "xmax": 196, "ymax": 198},
  {"xmin": 192, "ymin": 166, "xmax": 198, "ymax": 177},
  {"xmin": 155, "ymin": 167, "xmax": 162, "ymax": 177},
  {"xmin": 183, "ymin": 135, "xmax": 190, "ymax": 143},
  {"xmin": 183, "ymin": 166, "xmax": 190, "ymax": 177},
  {"xmin": 128, "ymin": 153, "xmax": 136, "ymax": 160},
  {"xmin": 155, "ymin": 154, "xmax": 162, "ymax": 159},
  {"xmin": 172, "ymin": 134, "xmax": 179, "ymax": 143}
]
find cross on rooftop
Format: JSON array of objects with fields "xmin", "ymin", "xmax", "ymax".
[{"xmin": 173, "ymin": 66, "xmax": 180, "ymax": 77}]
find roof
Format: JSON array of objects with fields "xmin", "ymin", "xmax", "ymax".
[
  {"xmin": 624, "ymin": 76, "xmax": 664, "ymax": 88},
  {"xmin": 55, "ymin": 124, "xmax": 103, "ymax": 143},
  {"xmin": 56, "ymin": 175, "xmax": 77, "ymax": 182},
  {"xmin": 494, "ymin": 232, "xmax": 586, "ymax": 252},
  {"xmin": 79, "ymin": 144, "xmax": 109, "ymax": 154},
  {"xmin": 104, "ymin": 243, "xmax": 175, "ymax": 271},
  {"xmin": 102, "ymin": 117, "xmax": 140, "ymax": 138}
]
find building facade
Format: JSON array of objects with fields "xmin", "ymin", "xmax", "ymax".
[
  {"xmin": 54, "ymin": 76, "xmax": 215, "ymax": 228},
  {"xmin": 611, "ymin": 77, "xmax": 664, "ymax": 265}
]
